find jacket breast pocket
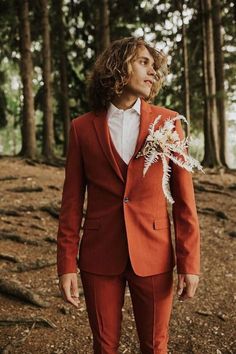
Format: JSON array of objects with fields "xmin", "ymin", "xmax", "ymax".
[
  {"xmin": 153, "ymin": 218, "xmax": 170, "ymax": 230},
  {"xmin": 83, "ymin": 219, "xmax": 100, "ymax": 230}
]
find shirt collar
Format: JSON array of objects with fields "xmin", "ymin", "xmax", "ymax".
[{"xmin": 107, "ymin": 98, "xmax": 141, "ymax": 118}]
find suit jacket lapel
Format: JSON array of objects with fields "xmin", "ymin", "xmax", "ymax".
[
  {"xmin": 130, "ymin": 99, "xmax": 166, "ymax": 164},
  {"xmin": 93, "ymin": 99, "xmax": 162, "ymax": 181},
  {"xmin": 93, "ymin": 110, "xmax": 125, "ymax": 183}
]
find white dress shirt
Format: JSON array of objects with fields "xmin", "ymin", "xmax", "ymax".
[{"xmin": 107, "ymin": 98, "xmax": 141, "ymax": 164}]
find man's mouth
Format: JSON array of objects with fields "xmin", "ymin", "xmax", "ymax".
[{"xmin": 144, "ymin": 80, "xmax": 153, "ymax": 86}]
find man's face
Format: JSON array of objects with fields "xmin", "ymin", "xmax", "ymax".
[{"xmin": 124, "ymin": 45, "xmax": 156, "ymax": 99}]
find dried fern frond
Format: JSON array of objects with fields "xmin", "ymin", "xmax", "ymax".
[{"xmin": 136, "ymin": 114, "xmax": 204, "ymax": 203}]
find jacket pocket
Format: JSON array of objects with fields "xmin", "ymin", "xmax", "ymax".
[
  {"xmin": 83, "ymin": 219, "xmax": 100, "ymax": 230},
  {"xmin": 153, "ymin": 218, "xmax": 170, "ymax": 230}
]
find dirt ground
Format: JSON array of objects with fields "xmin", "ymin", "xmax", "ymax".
[{"xmin": 0, "ymin": 156, "xmax": 235, "ymax": 354}]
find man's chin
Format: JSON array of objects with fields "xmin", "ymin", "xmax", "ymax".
[
  {"xmin": 142, "ymin": 89, "xmax": 152, "ymax": 98},
  {"xmin": 140, "ymin": 91, "xmax": 151, "ymax": 100}
]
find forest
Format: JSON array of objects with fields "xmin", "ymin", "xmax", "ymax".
[
  {"xmin": 0, "ymin": 0, "xmax": 235, "ymax": 167},
  {"xmin": 0, "ymin": 1, "xmax": 235, "ymax": 354}
]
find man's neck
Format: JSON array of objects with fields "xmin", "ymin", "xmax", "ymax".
[{"xmin": 111, "ymin": 94, "xmax": 140, "ymax": 111}]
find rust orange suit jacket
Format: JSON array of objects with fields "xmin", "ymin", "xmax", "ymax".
[{"xmin": 57, "ymin": 99, "xmax": 200, "ymax": 277}]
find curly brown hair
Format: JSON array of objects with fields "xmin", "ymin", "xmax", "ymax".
[{"xmin": 87, "ymin": 36, "xmax": 168, "ymax": 112}]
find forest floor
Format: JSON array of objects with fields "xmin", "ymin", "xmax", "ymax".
[{"xmin": 0, "ymin": 156, "xmax": 235, "ymax": 354}]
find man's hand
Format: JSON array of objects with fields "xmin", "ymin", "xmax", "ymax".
[
  {"xmin": 177, "ymin": 274, "xmax": 199, "ymax": 301},
  {"xmin": 58, "ymin": 272, "xmax": 80, "ymax": 308}
]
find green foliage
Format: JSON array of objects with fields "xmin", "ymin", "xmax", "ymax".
[{"xmin": 0, "ymin": 0, "xmax": 235, "ymax": 161}]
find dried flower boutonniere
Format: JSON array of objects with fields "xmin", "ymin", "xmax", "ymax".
[{"xmin": 136, "ymin": 114, "xmax": 204, "ymax": 204}]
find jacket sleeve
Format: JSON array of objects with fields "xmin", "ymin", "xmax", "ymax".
[
  {"xmin": 169, "ymin": 118, "xmax": 200, "ymax": 275},
  {"xmin": 57, "ymin": 119, "xmax": 86, "ymax": 276}
]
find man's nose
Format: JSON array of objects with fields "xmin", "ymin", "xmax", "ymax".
[{"xmin": 147, "ymin": 66, "xmax": 156, "ymax": 76}]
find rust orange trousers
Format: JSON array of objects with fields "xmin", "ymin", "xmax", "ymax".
[{"xmin": 80, "ymin": 257, "xmax": 174, "ymax": 354}]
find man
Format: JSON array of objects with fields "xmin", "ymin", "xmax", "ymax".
[{"xmin": 57, "ymin": 37, "xmax": 200, "ymax": 354}]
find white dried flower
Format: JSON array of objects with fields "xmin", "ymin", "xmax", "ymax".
[{"xmin": 136, "ymin": 114, "xmax": 204, "ymax": 204}]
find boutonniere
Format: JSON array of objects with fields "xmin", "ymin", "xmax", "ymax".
[{"xmin": 136, "ymin": 114, "xmax": 204, "ymax": 204}]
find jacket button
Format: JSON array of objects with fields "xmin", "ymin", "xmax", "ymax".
[{"xmin": 124, "ymin": 197, "xmax": 129, "ymax": 203}]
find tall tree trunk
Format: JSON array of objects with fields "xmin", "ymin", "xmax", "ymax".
[
  {"xmin": 201, "ymin": 0, "xmax": 221, "ymax": 167},
  {"xmin": 98, "ymin": 0, "xmax": 110, "ymax": 53},
  {"xmin": 40, "ymin": 0, "xmax": 54, "ymax": 159},
  {"xmin": 179, "ymin": 0, "xmax": 190, "ymax": 137},
  {"xmin": 53, "ymin": 0, "xmax": 70, "ymax": 156},
  {"xmin": 212, "ymin": 0, "xmax": 228, "ymax": 167},
  {"xmin": 17, "ymin": 0, "xmax": 36, "ymax": 158},
  {"xmin": 201, "ymin": 1, "xmax": 211, "ymax": 165}
]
